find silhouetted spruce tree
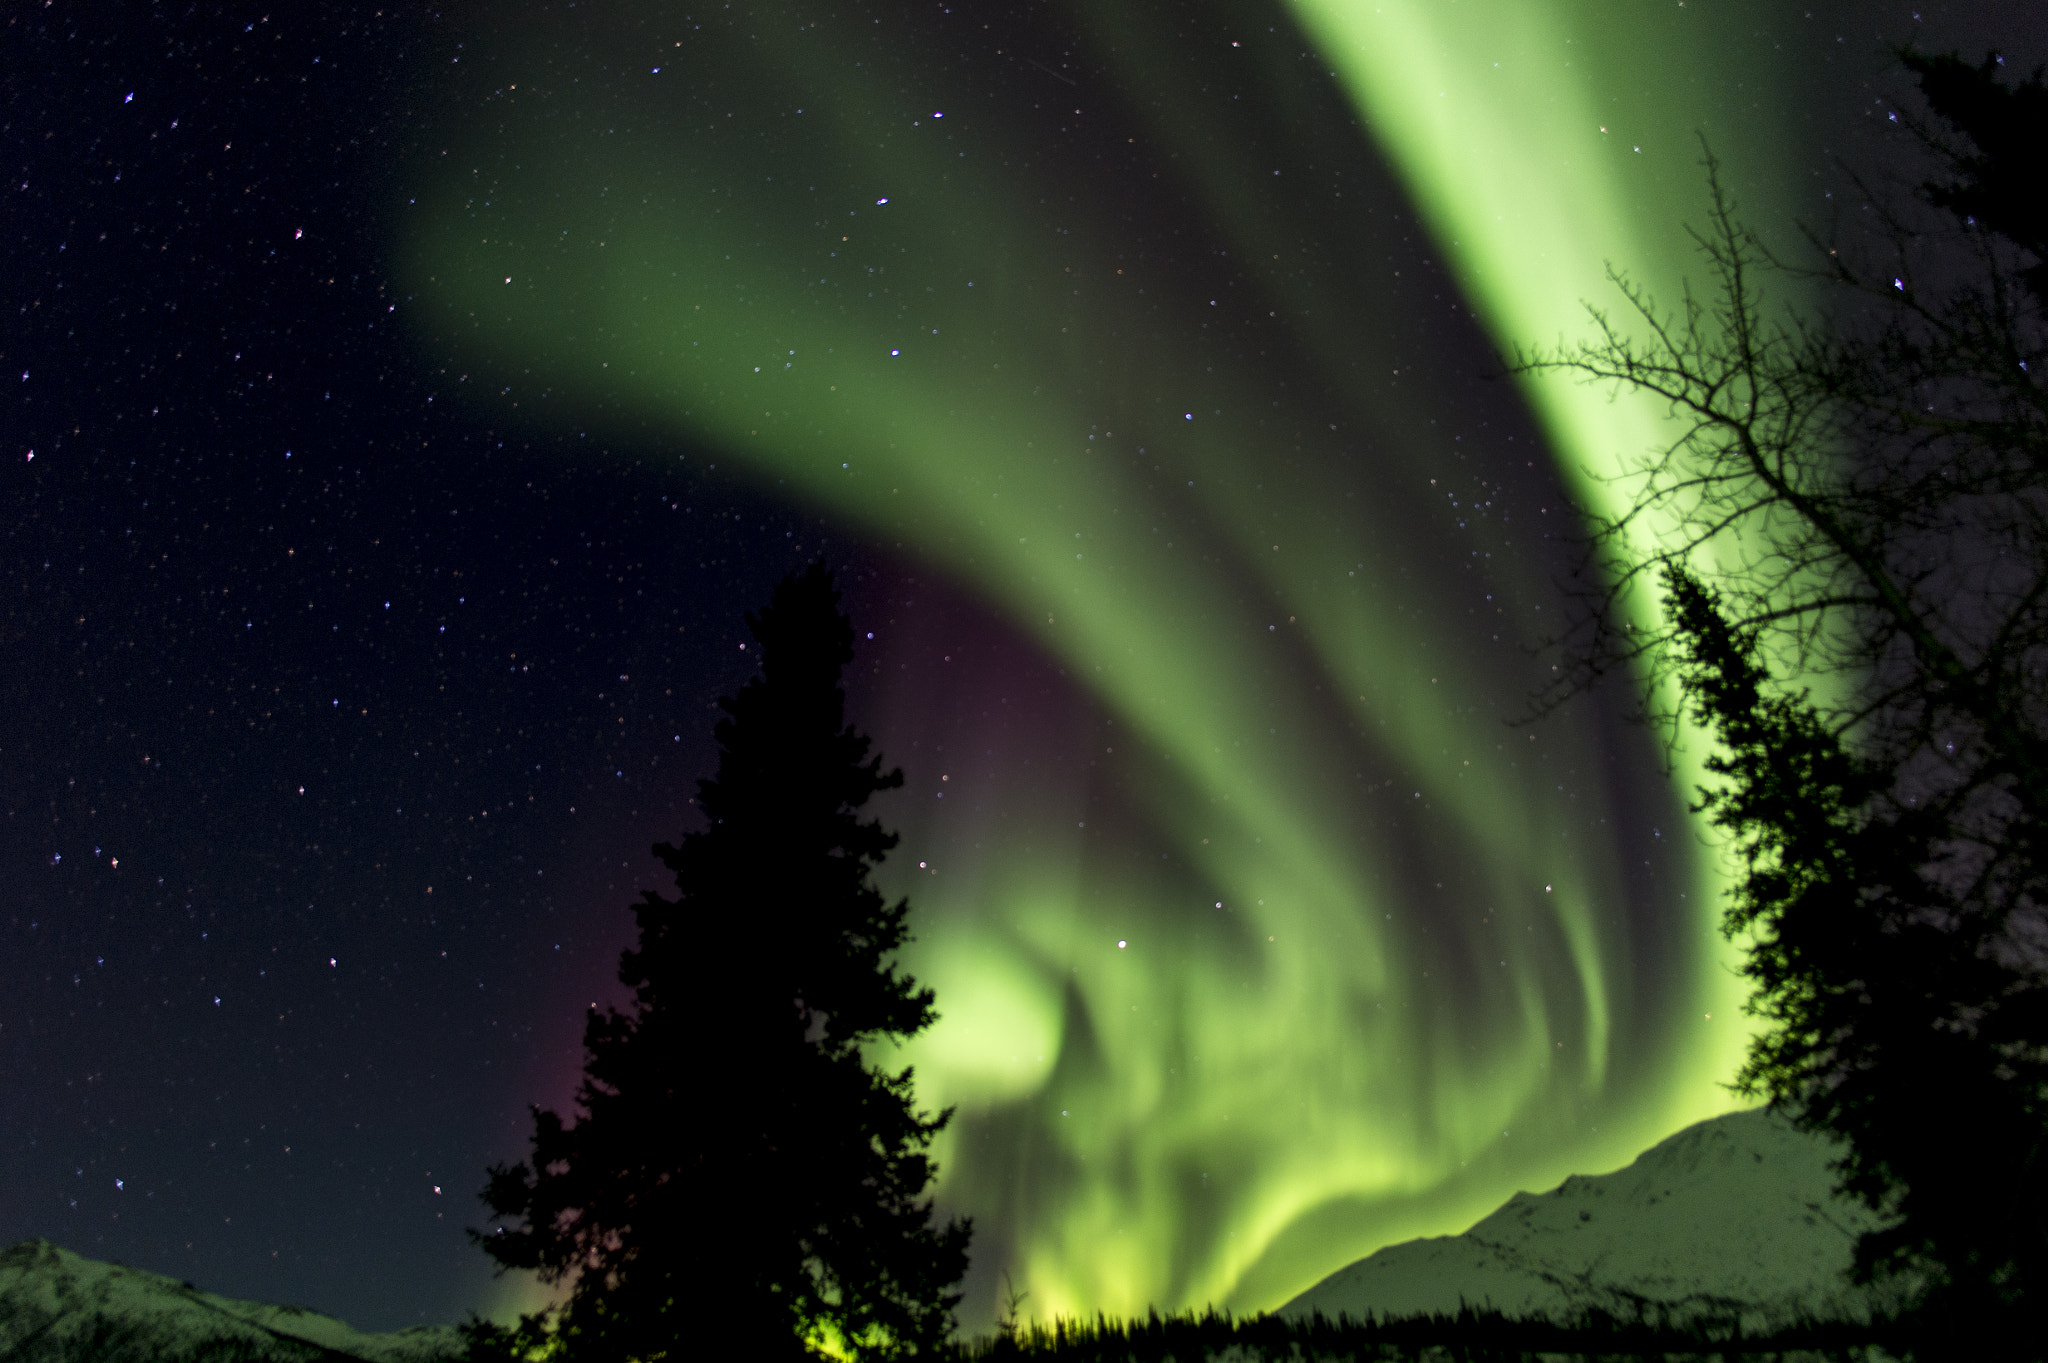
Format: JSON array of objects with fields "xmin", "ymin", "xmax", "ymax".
[
  {"xmin": 463, "ymin": 562, "xmax": 970, "ymax": 1363},
  {"xmin": 1522, "ymin": 50, "xmax": 2048, "ymax": 1355},
  {"xmin": 1659, "ymin": 567, "xmax": 2047, "ymax": 1349}
]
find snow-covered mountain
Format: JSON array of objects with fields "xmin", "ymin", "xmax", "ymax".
[
  {"xmin": 0, "ymin": 1239, "xmax": 466, "ymax": 1363},
  {"xmin": 1280, "ymin": 1107, "xmax": 1914, "ymax": 1332},
  {"xmin": 5, "ymin": 1109, "xmax": 1909, "ymax": 1357}
]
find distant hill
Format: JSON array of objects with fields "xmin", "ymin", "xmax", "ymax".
[
  {"xmin": 1280, "ymin": 1107, "xmax": 1915, "ymax": 1332},
  {"xmin": 4, "ymin": 1111, "xmax": 1913, "ymax": 1359},
  {"xmin": 0, "ymin": 1239, "xmax": 465, "ymax": 1363}
]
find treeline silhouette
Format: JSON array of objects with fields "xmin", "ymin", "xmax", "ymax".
[{"xmin": 958, "ymin": 1306, "xmax": 1902, "ymax": 1363}]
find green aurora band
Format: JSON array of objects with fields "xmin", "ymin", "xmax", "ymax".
[{"xmin": 400, "ymin": 0, "xmax": 1854, "ymax": 1326}]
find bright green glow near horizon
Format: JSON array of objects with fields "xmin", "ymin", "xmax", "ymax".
[{"xmin": 399, "ymin": 1, "xmax": 1825, "ymax": 1328}]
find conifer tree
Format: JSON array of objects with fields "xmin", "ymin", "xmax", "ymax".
[
  {"xmin": 1523, "ymin": 49, "xmax": 2048, "ymax": 1349},
  {"xmin": 464, "ymin": 562, "xmax": 970, "ymax": 1362}
]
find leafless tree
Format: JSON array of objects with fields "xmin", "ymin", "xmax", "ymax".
[{"xmin": 1519, "ymin": 53, "xmax": 2048, "ymax": 1338}]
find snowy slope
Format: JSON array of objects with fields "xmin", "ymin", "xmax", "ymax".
[
  {"xmin": 1279, "ymin": 1108, "xmax": 1913, "ymax": 1332},
  {"xmin": 2, "ymin": 1110, "xmax": 1906, "ymax": 1357},
  {"xmin": 0, "ymin": 1238, "xmax": 465, "ymax": 1363}
]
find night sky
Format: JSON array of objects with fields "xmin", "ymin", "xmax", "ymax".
[{"xmin": 5, "ymin": 0, "xmax": 2036, "ymax": 1338}]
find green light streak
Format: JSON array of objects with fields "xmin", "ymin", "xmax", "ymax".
[
  {"xmin": 395, "ymin": 1, "xmax": 1820, "ymax": 1326},
  {"xmin": 1276, "ymin": 0, "xmax": 1806, "ymax": 1137}
]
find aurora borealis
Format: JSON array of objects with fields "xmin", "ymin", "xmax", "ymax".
[
  {"xmin": 9, "ymin": 0, "xmax": 2026, "ymax": 1340},
  {"xmin": 394, "ymin": 0, "xmax": 1820, "ymax": 1324}
]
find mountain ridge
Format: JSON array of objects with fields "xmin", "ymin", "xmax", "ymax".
[
  {"xmin": 5, "ymin": 1109, "xmax": 1907, "ymax": 1357},
  {"xmin": 1279, "ymin": 1106, "xmax": 1912, "ymax": 1332},
  {"xmin": 0, "ymin": 1238, "xmax": 465, "ymax": 1363}
]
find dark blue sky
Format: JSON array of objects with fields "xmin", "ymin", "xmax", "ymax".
[{"xmin": 4, "ymin": 0, "xmax": 2036, "ymax": 1335}]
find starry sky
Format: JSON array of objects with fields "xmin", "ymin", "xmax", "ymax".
[{"xmin": 4, "ymin": 0, "xmax": 2035, "ymax": 1338}]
